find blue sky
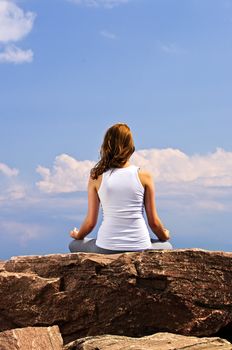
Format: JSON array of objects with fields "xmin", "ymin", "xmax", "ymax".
[{"xmin": 0, "ymin": 0, "xmax": 232, "ymax": 259}]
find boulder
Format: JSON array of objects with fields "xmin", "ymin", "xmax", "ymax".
[
  {"xmin": 0, "ymin": 326, "xmax": 63, "ymax": 350},
  {"xmin": 0, "ymin": 249, "xmax": 232, "ymax": 344},
  {"xmin": 65, "ymin": 332, "xmax": 232, "ymax": 350}
]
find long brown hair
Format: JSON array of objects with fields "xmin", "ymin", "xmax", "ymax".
[{"xmin": 90, "ymin": 123, "xmax": 135, "ymax": 179}]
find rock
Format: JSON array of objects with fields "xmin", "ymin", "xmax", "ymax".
[
  {"xmin": 0, "ymin": 260, "xmax": 5, "ymax": 272},
  {"xmin": 64, "ymin": 332, "xmax": 232, "ymax": 350},
  {"xmin": 0, "ymin": 326, "xmax": 63, "ymax": 350},
  {"xmin": 0, "ymin": 249, "xmax": 232, "ymax": 344}
]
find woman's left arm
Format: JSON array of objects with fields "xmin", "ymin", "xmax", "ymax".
[{"xmin": 70, "ymin": 177, "xmax": 100, "ymax": 240}]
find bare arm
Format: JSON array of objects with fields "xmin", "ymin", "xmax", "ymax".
[
  {"xmin": 140, "ymin": 171, "xmax": 170, "ymax": 242},
  {"xmin": 70, "ymin": 177, "xmax": 100, "ymax": 240}
]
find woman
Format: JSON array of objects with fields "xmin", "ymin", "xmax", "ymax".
[{"xmin": 69, "ymin": 123, "xmax": 172, "ymax": 253}]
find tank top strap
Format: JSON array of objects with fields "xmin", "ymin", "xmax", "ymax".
[
  {"xmin": 132, "ymin": 165, "xmax": 144, "ymax": 191},
  {"xmin": 132, "ymin": 165, "xmax": 140, "ymax": 172}
]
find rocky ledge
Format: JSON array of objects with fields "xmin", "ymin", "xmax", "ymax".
[
  {"xmin": 0, "ymin": 249, "xmax": 232, "ymax": 348},
  {"xmin": 65, "ymin": 332, "xmax": 232, "ymax": 350},
  {"xmin": 1, "ymin": 327, "xmax": 231, "ymax": 350}
]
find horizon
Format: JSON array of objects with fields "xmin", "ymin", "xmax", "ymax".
[{"xmin": 0, "ymin": 0, "xmax": 232, "ymax": 259}]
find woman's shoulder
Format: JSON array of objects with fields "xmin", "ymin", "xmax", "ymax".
[
  {"xmin": 137, "ymin": 168, "xmax": 153, "ymax": 178},
  {"xmin": 137, "ymin": 168, "xmax": 154, "ymax": 186},
  {"xmin": 89, "ymin": 173, "xmax": 103, "ymax": 192}
]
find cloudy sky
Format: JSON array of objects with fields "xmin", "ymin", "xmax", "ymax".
[{"xmin": 0, "ymin": 0, "xmax": 232, "ymax": 259}]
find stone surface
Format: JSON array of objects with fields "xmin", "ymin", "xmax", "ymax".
[
  {"xmin": 65, "ymin": 332, "xmax": 232, "ymax": 350},
  {"xmin": 0, "ymin": 261, "xmax": 5, "ymax": 272},
  {"xmin": 0, "ymin": 249, "xmax": 232, "ymax": 344},
  {"xmin": 0, "ymin": 326, "xmax": 63, "ymax": 350}
]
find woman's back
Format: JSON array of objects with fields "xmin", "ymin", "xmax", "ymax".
[
  {"xmin": 96, "ymin": 165, "xmax": 152, "ymax": 251},
  {"xmin": 69, "ymin": 123, "xmax": 171, "ymax": 254}
]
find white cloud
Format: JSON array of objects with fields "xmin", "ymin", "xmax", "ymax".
[
  {"xmin": 0, "ymin": 162, "xmax": 18, "ymax": 176},
  {"xmin": 0, "ymin": 44, "xmax": 33, "ymax": 63},
  {"xmin": 35, "ymin": 148, "xmax": 232, "ymax": 213},
  {"xmin": 0, "ymin": 1, "xmax": 35, "ymax": 42},
  {"xmin": 131, "ymin": 148, "xmax": 232, "ymax": 187},
  {"xmin": 0, "ymin": 0, "xmax": 35, "ymax": 64},
  {"xmin": 132, "ymin": 148, "xmax": 232, "ymax": 212},
  {"xmin": 0, "ymin": 183, "xmax": 26, "ymax": 201},
  {"xmin": 0, "ymin": 162, "xmax": 27, "ymax": 202},
  {"xmin": 161, "ymin": 42, "xmax": 186, "ymax": 55},
  {"xmin": 36, "ymin": 148, "xmax": 232, "ymax": 193},
  {"xmin": 100, "ymin": 30, "xmax": 117, "ymax": 39},
  {"xmin": 36, "ymin": 154, "xmax": 95, "ymax": 193},
  {"xmin": 68, "ymin": 0, "xmax": 130, "ymax": 9}
]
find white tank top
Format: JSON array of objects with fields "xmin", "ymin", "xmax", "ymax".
[{"xmin": 96, "ymin": 165, "xmax": 152, "ymax": 250}]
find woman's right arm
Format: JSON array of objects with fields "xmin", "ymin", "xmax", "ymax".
[
  {"xmin": 69, "ymin": 176, "xmax": 100, "ymax": 240},
  {"xmin": 140, "ymin": 171, "xmax": 170, "ymax": 242}
]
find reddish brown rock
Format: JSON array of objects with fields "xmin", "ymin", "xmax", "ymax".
[
  {"xmin": 65, "ymin": 332, "xmax": 232, "ymax": 350},
  {"xmin": 0, "ymin": 326, "xmax": 63, "ymax": 350},
  {"xmin": 0, "ymin": 249, "xmax": 232, "ymax": 344}
]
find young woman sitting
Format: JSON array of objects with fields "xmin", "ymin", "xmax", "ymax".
[{"xmin": 69, "ymin": 123, "xmax": 172, "ymax": 254}]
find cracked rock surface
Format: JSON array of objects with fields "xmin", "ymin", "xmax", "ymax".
[
  {"xmin": 0, "ymin": 249, "xmax": 232, "ymax": 344},
  {"xmin": 65, "ymin": 332, "xmax": 232, "ymax": 350},
  {"xmin": 0, "ymin": 326, "xmax": 63, "ymax": 350}
]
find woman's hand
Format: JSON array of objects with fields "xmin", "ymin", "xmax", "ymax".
[
  {"xmin": 70, "ymin": 227, "xmax": 79, "ymax": 239},
  {"xmin": 163, "ymin": 229, "xmax": 170, "ymax": 240}
]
